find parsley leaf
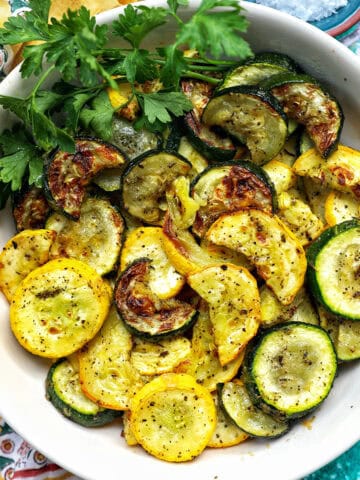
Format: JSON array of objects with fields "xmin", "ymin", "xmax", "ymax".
[
  {"xmin": 159, "ymin": 45, "xmax": 187, "ymax": 88},
  {"xmin": 112, "ymin": 5, "xmax": 168, "ymax": 48},
  {"xmin": 123, "ymin": 49, "xmax": 159, "ymax": 84},
  {"xmin": 137, "ymin": 91, "xmax": 192, "ymax": 125},
  {"xmin": 79, "ymin": 90, "xmax": 115, "ymax": 140},
  {"xmin": 0, "ymin": 126, "xmax": 44, "ymax": 191}
]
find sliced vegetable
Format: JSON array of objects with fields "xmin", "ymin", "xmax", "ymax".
[
  {"xmin": 181, "ymin": 79, "xmax": 237, "ymax": 161},
  {"xmin": 324, "ymin": 190, "xmax": 360, "ymax": 226},
  {"xmin": 261, "ymin": 73, "xmax": 343, "ymax": 158},
  {"xmin": 293, "ymin": 146, "xmax": 360, "ymax": 198},
  {"xmin": 202, "ymin": 86, "xmax": 288, "ymax": 165},
  {"xmin": 262, "ymin": 159, "xmax": 297, "ymax": 194},
  {"xmin": 10, "ymin": 258, "xmax": 111, "ymax": 358},
  {"xmin": 260, "ymin": 285, "xmax": 319, "ymax": 327},
  {"xmin": 218, "ymin": 379, "xmax": 289, "ymax": 438},
  {"xmin": 121, "ymin": 150, "xmax": 191, "ymax": 225},
  {"xmin": 122, "ymin": 410, "xmax": 138, "ymax": 446},
  {"xmin": 166, "ymin": 175, "xmax": 200, "ymax": 230},
  {"xmin": 130, "ymin": 373, "xmax": 216, "ymax": 462},
  {"xmin": 206, "ymin": 209, "xmax": 307, "ymax": 305},
  {"xmin": 44, "ymin": 137, "xmax": 127, "ymax": 219},
  {"xmin": 244, "ymin": 322, "xmax": 337, "ymax": 419},
  {"xmin": 208, "ymin": 391, "xmax": 248, "ymax": 448},
  {"xmin": 130, "ymin": 336, "xmax": 191, "ymax": 376},
  {"xmin": 46, "ymin": 197, "xmax": 124, "ymax": 276},
  {"xmin": 46, "ymin": 358, "xmax": 121, "ymax": 427},
  {"xmin": 301, "ymin": 177, "xmax": 330, "ymax": 224},
  {"xmin": 191, "ymin": 161, "xmax": 275, "ymax": 237},
  {"xmin": 177, "ymin": 136, "xmax": 208, "ymax": 178},
  {"xmin": 120, "ymin": 226, "xmax": 184, "ymax": 299},
  {"xmin": 114, "ymin": 259, "xmax": 197, "ymax": 340},
  {"xmin": 277, "ymin": 190, "xmax": 325, "ymax": 245},
  {"xmin": 306, "ymin": 219, "xmax": 360, "ymax": 320},
  {"xmin": 187, "ymin": 263, "xmax": 260, "ymax": 365},
  {"xmin": 0, "ymin": 228, "xmax": 56, "ymax": 302},
  {"xmin": 78, "ymin": 306, "xmax": 146, "ymax": 410},
  {"xmin": 175, "ymin": 303, "xmax": 245, "ymax": 391},
  {"xmin": 12, "ymin": 185, "xmax": 51, "ymax": 232}
]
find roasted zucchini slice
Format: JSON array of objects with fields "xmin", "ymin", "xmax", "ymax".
[
  {"xmin": 130, "ymin": 373, "xmax": 216, "ymax": 462},
  {"xmin": 10, "ymin": 258, "xmax": 111, "ymax": 358},
  {"xmin": 12, "ymin": 185, "xmax": 51, "ymax": 231},
  {"xmin": 114, "ymin": 259, "xmax": 197, "ymax": 341},
  {"xmin": 120, "ymin": 226, "xmax": 185, "ymax": 299},
  {"xmin": 191, "ymin": 161, "xmax": 276, "ymax": 237},
  {"xmin": 121, "ymin": 150, "xmax": 191, "ymax": 225},
  {"xmin": 202, "ymin": 86, "xmax": 288, "ymax": 165},
  {"xmin": 44, "ymin": 137, "xmax": 127, "ymax": 219},
  {"xmin": 243, "ymin": 322, "xmax": 337, "ymax": 419},
  {"xmin": 218, "ymin": 379, "xmax": 289, "ymax": 438},
  {"xmin": 0, "ymin": 228, "xmax": 56, "ymax": 302},
  {"xmin": 46, "ymin": 358, "xmax": 121, "ymax": 427},
  {"xmin": 208, "ymin": 390, "xmax": 249, "ymax": 448},
  {"xmin": 206, "ymin": 209, "xmax": 307, "ymax": 305},
  {"xmin": 261, "ymin": 73, "xmax": 343, "ymax": 158},
  {"xmin": 262, "ymin": 160, "xmax": 297, "ymax": 194},
  {"xmin": 181, "ymin": 79, "xmax": 237, "ymax": 161},
  {"xmin": 46, "ymin": 197, "xmax": 124, "ymax": 276},
  {"xmin": 187, "ymin": 263, "xmax": 261, "ymax": 365},
  {"xmin": 306, "ymin": 219, "xmax": 360, "ymax": 320}
]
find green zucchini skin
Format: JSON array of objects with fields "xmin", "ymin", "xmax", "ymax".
[
  {"xmin": 114, "ymin": 258, "xmax": 198, "ymax": 341},
  {"xmin": 120, "ymin": 149, "xmax": 191, "ymax": 225},
  {"xmin": 46, "ymin": 359, "xmax": 121, "ymax": 427},
  {"xmin": 12, "ymin": 183, "xmax": 51, "ymax": 232},
  {"xmin": 190, "ymin": 160, "xmax": 277, "ymax": 237},
  {"xmin": 44, "ymin": 136, "xmax": 128, "ymax": 220},
  {"xmin": 260, "ymin": 73, "xmax": 344, "ymax": 159},
  {"xmin": 306, "ymin": 219, "xmax": 360, "ymax": 320},
  {"xmin": 202, "ymin": 85, "xmax": 288, "ymax": 165},
  {"xmin": 243, "ymin": 322, "xmax": 337, "ymax": 420},
  {"xmin": 217, "ymin": 381, "xmax": 289, "ymax": 439},
  {"xmin": 245, "ymin": 52, "xmax": 302, "ymax": 73},
  {"xmin": 181, "ymin": 79, "xmax": 237, "ymax": 162}
]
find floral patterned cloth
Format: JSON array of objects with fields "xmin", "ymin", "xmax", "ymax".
[{"xmin": 0, "ymin": 1, "xmax": 359, "ymax": 479}]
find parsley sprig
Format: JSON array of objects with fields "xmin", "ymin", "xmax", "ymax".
[{"xmin": 0, "ymin": 0, "xmax": 252, "ymax": 203}]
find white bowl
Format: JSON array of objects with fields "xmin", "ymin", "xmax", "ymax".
[{"xmin": 0, "ymin": 2, "xmax": 360, "ymax": 480}]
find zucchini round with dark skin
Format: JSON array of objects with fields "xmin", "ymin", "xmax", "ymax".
[
  {"xmin": 114, "ymin": 258, "xmax": 197, "ymax": 341},
  {"xmin": 46, "ymin": 196, "xmax": 125, "ymax": 276},
  {"xmin": 220, "ymin": 50, "xmax": 301, "ymax": 90},
  {"xmin": 244, "ymin": 322, "xmax": 337, "ymax": 419},
  {"xmin": 121, "ymin": 150, "xmax": 191, "ymax": 225},
  {"xmin": 46, "ymin": 358, "xmax": 121, "ymax": 427},
  {"xmin": 44, "ymin": 137, "xmax": 128, "ymax": 219},
  {"xmin": 181, "ymin": 79, "xmax": 237, "ymax": 161},
  {"xmin": 306, "ymin": 219, "xmax": 360, "ymax": 320},
  {"xmin": 218, "ymin": 380, "xmax": 289, "ymax": 438},
  {"xmin": 12, "ymin": 184, "xmax": 51, "ymax": 231},
  {"xmin": 191, "ymin": 161, "xmax": 276, "ymax": 237},
  {"xmin": 260, "ymin": 73, "xmax": 343, "ymax": 158},
  {"xmin": 202, "ymin": 86, "xmax": 288, "ymax": 165}
]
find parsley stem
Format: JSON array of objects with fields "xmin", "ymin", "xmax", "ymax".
[
  {"xmin": 182, "ymin": 71, "xmax": 221, "ymax": 84},
  {"xmin": 30, "ymin": 65, "xmax": 57, "ymax": 99}
]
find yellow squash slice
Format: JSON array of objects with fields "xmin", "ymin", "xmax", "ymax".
[
  {"xmin": 130, "ymin": 373, "xmax": 216, "ymax": 462},
  {"xmin": 78, "ymin": 306, "xmax": 146, "ymax": 410},
  {"xmin": 122, "ymin": 410, "xmax": 138, "ymax": 446},
  {"xmin": 324, "ymin": 190, "xmax": 360, "ymax": 226},
  {"xmin": 10, "ymin": 258, "xmax": 111, "ymax": 358},
  {"xmin": 206, "ymin": 209, "xmax": 307, "ymax": 305},
  {"xmin": 175, "ymin": 304, "xmax": 244, "ymax": 391},
  {"xmin": 0, "ymin": 229, "xmax": 56, "ymax": 302},
  {"xmin": 187, "ymin": 264, "xmax": 261, "ymax": 365},
  {"xmin": 277, "ymin": 190, "xmax": 325, "ymax": 245},
  {"xmin": 120, "ymin": 226, "xmax": 184, "ymax": 299},
  {"xmin": 293, "ymin": 145, "xmax": 360, "ymax": 198},
  {"xmin": 130, "ymin": 336, "xmax": 191, "ymax": 376}
]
